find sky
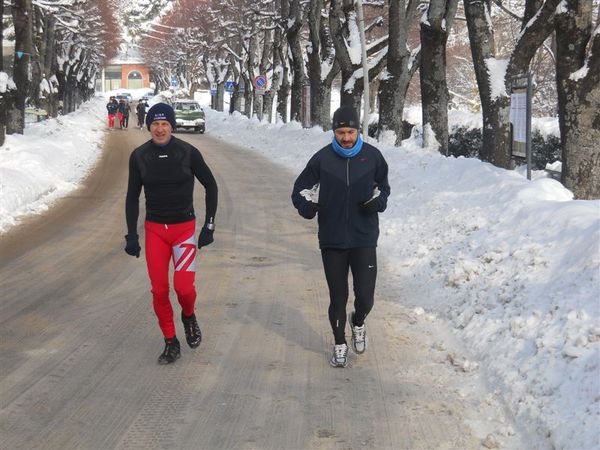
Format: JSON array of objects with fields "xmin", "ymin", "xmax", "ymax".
[{"xmin": 0, "ymin": 91, "xmax": 598, "ymax": 450}]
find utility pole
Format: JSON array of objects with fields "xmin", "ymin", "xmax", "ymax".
[{"xmin": 355, "ymin": 0, "xmax": 369, "ymax": 141}]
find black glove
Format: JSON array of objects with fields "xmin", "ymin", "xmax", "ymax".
[
  {"xmin": 359, "ymin": 197, "xmax": 380, "ymax": 213},
  {"xmin": 198, "ymin": 226, "xmax": 214, "ymax": 248},
  {"xmin": 300, "ymin": 201, "xmax": 321, "ymax": 219},
  {"xmin": 124, "ymin": 234, "xmax": 141, "ymax": 258}
]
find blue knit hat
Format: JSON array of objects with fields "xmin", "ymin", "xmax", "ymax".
[{"xmin": 146, "ymin": 102, "xmax": 176, "ymax": 130}]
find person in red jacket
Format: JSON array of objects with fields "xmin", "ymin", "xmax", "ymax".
[{"xmin": 124, "ymin": 103, "xmax": 218, "ymax": 364}]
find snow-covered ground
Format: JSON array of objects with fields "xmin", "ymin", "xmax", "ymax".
[{"xmin": 0, "ymin": 95, "xmax": 598, "ymax": 450}]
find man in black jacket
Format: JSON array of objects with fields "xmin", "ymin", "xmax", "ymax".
[
  {"xmin": 292, "ymin": 106, "xmax": 390, "ymax": 368},
  {"xmin": 124, "ymin": 103, "xmax": 218, "ymax": 365}
]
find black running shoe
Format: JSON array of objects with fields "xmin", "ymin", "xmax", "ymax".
[
  {"xmin": 158, "ymin": 337, "xmax": 181, "ymax": 364},
  {"xmin": 181, "ymin": 312, "xmax": 202, "ymax": 348}
]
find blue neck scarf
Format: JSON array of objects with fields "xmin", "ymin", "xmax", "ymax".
[{"xmin": 331, "ymin": 134, "xmax": 363, "ymax": 158}]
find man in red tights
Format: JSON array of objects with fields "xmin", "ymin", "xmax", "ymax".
[{"xmin": 124, "ymin": 103, "xmax": 218, "ymax": 364}]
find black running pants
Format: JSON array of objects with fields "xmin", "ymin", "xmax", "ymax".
[{"xmin": 321, "ymin": 247, "xmax": 377, "ymax": 345}]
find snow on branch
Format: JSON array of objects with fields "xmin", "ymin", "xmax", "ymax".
[
  {"xmin": 221, "ymin": 44, "xmax": 242, "ymax": 61},
  {"xmin": 0, "ymin": 72, "xmax": 17, "ymax": 93},
  {"xmin": 346, "ymin": 11, "xmax": 362, "ymax": 66},
  {"xmin": 485, "ymin": 57, "xmax": 509, "ymax": 100},
  {"xmin": 344, "ymin": 44, "xmax": 388, "ymax": 92}
]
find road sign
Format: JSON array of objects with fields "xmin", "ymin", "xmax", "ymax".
[
  {"xmin": 253, "ymin": 75, "xmax": 267, "ymax": 90},
  {"xmin": 510, "ymin": 73, "xmax": 533, "ymax": 180},
  {"xmin": 170, "ymin": 76, "xmax": 178, "ymax": 87},
  {"xmin": 225, "ymin": 81, "xmax": 236, "ymax": 93},
  {"xmin": 210, "ymin": 82, "xmax": 217, "ymax": 96}
]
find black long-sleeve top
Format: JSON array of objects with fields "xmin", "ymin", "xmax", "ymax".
[{"xmin": 125, "ymin": 136, "xmax": 218, "ymax": 235}]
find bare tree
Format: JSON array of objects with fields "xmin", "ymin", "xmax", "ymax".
[
  {"xmin": 286, "ymin": 0, "xmax": 307, "ymax": 121},
  {"xmin": 330, "ymin": 0, "xmax": 362, "ymax": 109},
  {"xmin": 275, "ymin": 0, "xmax": 291, "ymax": 122},
  {"xmin": 8, "ymin": 0, "xmax": 33, "ymax": 134},
  {"xmin": 377, "ymin": 0, "xmax": 421, "ymax": 144},
  {"xmin": 464, "ymin": 0, "xmax": 561, "ymax": 168},
  {"xmin": 0, "ymin": 0, "xmax": 16, "ymax": 146},
  {"xmin": 420, "ymin": 0, "xmax": 459, "ymax": 154},
  {"xmin": 307, "ymin": 0, "xmax": 339, "ymax": 129}
]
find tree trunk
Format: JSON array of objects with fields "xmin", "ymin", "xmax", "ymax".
[
  {"xmin": 307, "ymin": 0, "xmax": 338, "ymax": 129},
  {"xmin": 30, "ymin": 6, "xmax": 44, "ymax": 110},
  {"xmin": 377, "ymin": 0, "xmax": 419, "ymax": 144},
  {"xmin": 0, "ymin": 0, "xmax": 3, "ymax": 72},
  {"xmin": 463, "ymin": 0, "xmax": 502, "ymax": 164},
  {"xmin": 276, "ymin": 66, "xmax": 290, "ymax": 122},
  {"xmin": 465, "ymin": 0, "xmax": 560, "ymax": 168},
  {"xmin": 0, "ymin": 0, "xmax": 6, "ymax": 145},
  {"xmin": 556, "ymin": 0, "xmax": 600, "ymax": 199},
  {"xmin": 216, "ymin": 82, "xmax": 225, "ymax": 112},
  {"xmin": 276, "ymin": 0, "xmax": 291, "ymax": 122},
  {"xmin": 9, "ymin": 0, "xmax": 34, "ymax": 135},
  {"xmin": 263, "ymin": 89, "xmax": 274, "ymax": 122},
  {"xmin": 287, "ymin": 0, "xmax": 306, "ymax": 122},
  {"xmin": 43, "ymin": 16, "xmax": 58, "ymax": 117},
  {"xmin": 419, "ymin": 0, "xmax": 458, "ymax": 154},
  {"xmin": 330, "ymin": 0, "xmax": 362, "ymax": 111},
  {"xmin": 243, "ymin": 75, "xmax": 253, "ymax": 117},
  {"xmin": 272, "ymin": 0, "xmax": 287, "ymax": 122},
  {"xmin": 260, "ymin": 25, "xmax": 273, "ymax": 122}
]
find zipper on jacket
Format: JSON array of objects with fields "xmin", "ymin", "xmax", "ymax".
[
  {"xmin": 346, "ymin": 159, "xmax": 350, "ymax": 245},
  {"xmin": 346, "ymin": 159, "xmax": 350, "ymax": 187}
]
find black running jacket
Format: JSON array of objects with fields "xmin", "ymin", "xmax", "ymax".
[{"xmin": 292, "ymin": 141, "xmax": 390, "ymax": 249}]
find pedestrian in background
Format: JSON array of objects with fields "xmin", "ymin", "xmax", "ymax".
[
  {"xmin": 124, "ymin": 103, "xmax": 218, "ymax": 365},
  {"xmin": 106, "ymin": 96, "xmax": 118, "ymax": 129},
  {"xmin": 136, "ymin": 101, "xmax": 147, "ymax": 129},
  {"xmin": 292, "ymin": 106, "xmax": 390, "ymax": 368},
  {"xmin": 119, "ymin": 100, "xmax": 131, "ymax": 129}
]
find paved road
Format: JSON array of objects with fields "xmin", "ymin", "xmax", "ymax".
[{"xmin": 0, "ymin": 128, "xmax": 524, "ymax": 449}]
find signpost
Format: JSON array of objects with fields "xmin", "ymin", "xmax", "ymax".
[
  {"xmin": 301, "ymin": 84, "xmax": 311, "ymax": 128},
  {"xmin": 238, "ymin": 80, "xmax": 246, "ymax": 113},
  {"xmin": 510, "ymin": 73, "xmax": 533, "ymax": 180},
  {"xmin": 253, "ymin": 75, "xmax": 268, "ymax": 121}
]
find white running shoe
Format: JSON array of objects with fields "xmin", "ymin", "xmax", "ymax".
[
  {"xmin": 351, "ymin": 313, "xmax": 367, "ymax": 354},
  {"xmin": 329, "ymin": 343, "xmax": 349, "ymax": 367}
]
